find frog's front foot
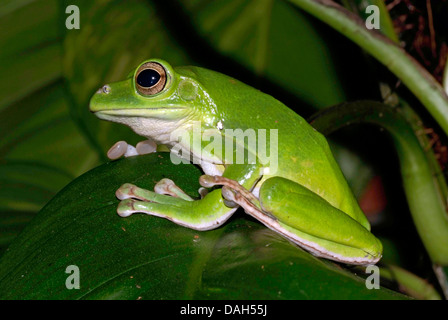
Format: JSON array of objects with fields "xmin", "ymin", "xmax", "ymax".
[
  {"xmin": 115, "ymin": 182, "xmax": 189, "ymax": 217},
  {"xmin": 116, "ymin": 182, "xmax": 188, "ymax": 202},
  {"xmin": 117, "ymin": 199, "xmax": 139, "ymax": 217},
  {"xmin": 114, "ymin": 180, "xmax": 238, "ymax": 231},
  {"xmin": 115, "ymin": 183, "xmax": 139, "ymax": 200},
  {"xmin": 154, "ymin": 178, "xmax": 194, "ymax": 201},
  {"xmin": 115, "ymin": 178, "xmax": 198, "ymax": 218},
  {"xmin": 107, "ymin": 139, "xmax": 157, "ymax": 160}
]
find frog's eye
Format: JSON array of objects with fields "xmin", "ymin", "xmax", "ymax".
[{"xmin": 135, "ymin": 62, "xmax": 167, "ymax": 95}]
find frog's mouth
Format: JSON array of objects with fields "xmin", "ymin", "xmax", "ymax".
[
  {"xmin": 94, "ymin": 107, "xmax": 186, "ymax": 115},
  {"xmin": 93, "ymin": 107, "xmax": 188, "ymax": 121}
]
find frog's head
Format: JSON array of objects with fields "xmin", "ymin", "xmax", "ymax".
[{"xmin": 89, "ymin": 59, "xmax": 215, "ymax": 144}]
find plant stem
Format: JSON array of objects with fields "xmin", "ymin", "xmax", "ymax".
[
  {"xmin": 286, "ymin": 0, "xmax": 448, "ymax": 137},
  {"xmin": 309, "ymin": 100, "xmax": 448, "ymax": 266}
]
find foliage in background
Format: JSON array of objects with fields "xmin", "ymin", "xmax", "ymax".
[
  {"xmin": 0, "ymin": 0, "xmax": 371, "ymax": 256},
  {"xmin": 0, "ymin": 0, "xmax": 447, "ymax": 299}
]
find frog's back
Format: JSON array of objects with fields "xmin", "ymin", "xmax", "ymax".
[{"xmin": 179, "ymin": 66, "xmax": 368, "ymax": 227}]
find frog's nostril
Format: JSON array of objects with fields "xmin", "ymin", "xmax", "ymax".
[
  {"xmin": 97, "ymin": 85, "xmax": 111, "ymax": 94},
  {"xmin": 102, "ymin": 85, "xmax": 111, "ymax": 94}
]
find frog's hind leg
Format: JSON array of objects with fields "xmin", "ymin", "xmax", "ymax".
[{"xmin": 199, "ymin": 175, "xmax": 382, "ymax": 265}]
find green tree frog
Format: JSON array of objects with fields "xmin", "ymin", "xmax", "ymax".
[{"xmin": 89, "ymin": 59, "xmax": 382, "ymax": 265}]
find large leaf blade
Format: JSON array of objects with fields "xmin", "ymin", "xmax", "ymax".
[{"xmin": 0, "ymin": 153, "xmax": 406, "ymax": 299}]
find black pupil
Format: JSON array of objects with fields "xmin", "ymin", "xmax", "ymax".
[{"xmin": 137, "ymin": 69, "xmax": 160, "ymax": 88}]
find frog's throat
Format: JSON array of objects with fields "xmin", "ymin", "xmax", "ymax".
[{"xmin": 95, "ymin": 112, "xmax": 191, "ymax": 146}]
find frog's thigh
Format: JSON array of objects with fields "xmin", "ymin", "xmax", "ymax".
[
  {"xmin": 118, "ymin": 188, "xmax": 237, "ymax": 231},
  {"xmin": 258, "ymin": 177, "xmax": 381, "ymax": 263}
]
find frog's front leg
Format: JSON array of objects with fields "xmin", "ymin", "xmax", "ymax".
[
  {"xmin": 115, "ymin": 164, "xmax": 262, "ymax": 230},
  {"xmin": 116, "ymin": 183, "xmax": 237, "ymax": 231}
]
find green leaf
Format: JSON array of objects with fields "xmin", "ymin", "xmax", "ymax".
[
  {"xmin": 0, "ymin": 0, "xmax": 191, "ymax": 250},
  {"xmin": 0, "ymin": 0, "xmax": 372, "ymax": 234},
  {"xmin": 286, "ymin": 0, "xmax": 448, "ymax": 137},
  {"xmin": 0, "ymin": 153, "xmax": 407, "ymax": 299},
  {"xmin": 176, "ymin": 0, "xmax": 350, "ymax": 109},
  {"xmin": 62, "ymin": 0, "xmax": 190, "ymax": 154},
  {"xmin": 0, "ymin": 0, "xmax": 61, "ymax": 111}
]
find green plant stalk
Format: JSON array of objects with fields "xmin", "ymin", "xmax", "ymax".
[
  {"xmin": 346, "ymin": 0, "xmax": 447, "ymax": 201},
  {"xmin": 339, "ymin": 1, "xmax": 448, "ymax": 294},
  {"xmin": 309, "ymin": 101, "xmax": 448, "ymax": 266},
  {"xmin": 380, "ymin": 265, "xmax": 441, "ymax": 300},
  {"xmin": 444, "ymin": 55, "xmax": 448, "ymax": 95},
  {"xmin": 286, "ymin": 0, "xmax": 448, "ymax": 137}
]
